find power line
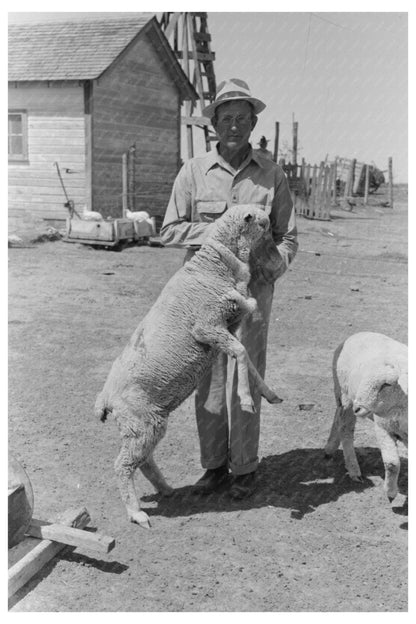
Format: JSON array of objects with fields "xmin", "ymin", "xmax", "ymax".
[
  {"xmin": 302, "ymin": 13, "xmax": 312, "ymax": 74},
  {"xmin": 310, "ymin": 13, "xmax": 348, "ymax": 29}
]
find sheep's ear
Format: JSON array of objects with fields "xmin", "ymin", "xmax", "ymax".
[{"xmin": 244, "ymin": 212, "xmax": 253, "ymax": 222}]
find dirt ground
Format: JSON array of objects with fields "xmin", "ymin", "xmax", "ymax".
[{"xmin": 8, "ymin": 186, "xmax": 408, "ymax": 612}]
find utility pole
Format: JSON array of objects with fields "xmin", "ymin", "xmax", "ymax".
[
  {"xmin": 273, "ymin": 122, "xmax": 280, "ymax": 162},
  {"xmin": 292, "ymin": 114, "xmax": 298, "ymax": 165}
]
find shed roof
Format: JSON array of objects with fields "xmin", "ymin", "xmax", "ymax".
[{"xmin": 8, "ymin": 15, "xmax": 197, "ymax": 101}]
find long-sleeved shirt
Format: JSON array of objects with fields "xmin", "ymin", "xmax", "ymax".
[{"xmin": 160, "ymin": 144, "xmax": 298, "ymax": 280}]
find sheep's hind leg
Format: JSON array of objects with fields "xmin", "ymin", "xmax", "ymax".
[
  {"xmin": 139, "ymin": 454, "xmax": 174, "ymax": 497},
  {"xmin": 114, "ymin": 438, "xmax": 152, "ymax": 528}
]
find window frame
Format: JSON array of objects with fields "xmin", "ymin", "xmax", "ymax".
[{"xmin": 8, "ymin": 110, "xmax": 28, "ymax": 162}]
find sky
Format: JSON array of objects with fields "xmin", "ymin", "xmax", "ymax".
[
  {"xmin": 6, "ymin": 4, "xmax": 409, "ymax": 182},
  {"xmin": 209, "ymin": 12, "xmax": 408, "ymax": 181}
]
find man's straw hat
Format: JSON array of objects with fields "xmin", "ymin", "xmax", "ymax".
[{"xmin": 203, "ymin": 78, "xmax": 266, "ymax": 119}]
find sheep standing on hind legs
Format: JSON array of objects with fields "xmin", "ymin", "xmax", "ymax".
[
  {"xmin": 95, "ymin": 205, "xmax": 282, "ymax": 528},
  {"xmin": 325, "ymin": 332, "xmax": 408, "ymax": 501}
]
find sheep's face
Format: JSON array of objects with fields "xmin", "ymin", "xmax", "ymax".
[
  {"xmin": 353, "ymin": 365, "xmax": 408, "ymax": 418},
  {"xmin": 213, "ymin": 204, "xmax": 270, "ymax": 260},
  {"xmin": 234, "ymin": 205, "xmax": 270, "ymax": 255}
]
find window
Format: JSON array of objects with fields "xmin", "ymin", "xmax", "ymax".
[{"xmin": 8, "ymin": 110, "xmax": 28, "ymax": 161}]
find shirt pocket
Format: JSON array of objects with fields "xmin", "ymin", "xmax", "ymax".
[{"xmin": 196, "ymin": 200, "xmax": 227, "ymax": 223}]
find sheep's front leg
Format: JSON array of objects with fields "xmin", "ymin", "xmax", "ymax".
[
  {"xmin": 373, "ymin": 415, "xmax": 400, "ymax": 501},
  {"xmin": 325, "ymin": 404, "xmax": 342, "ymax": 456},
  {"xmin": 192, "ymin": 324, "xmax": 281, "ymax": 412},
  {"xmin": 336, "ymin": 405, "xmax": 362, "ymax": 481},
  {"xmin": 114, "ymin": 412, "xmax": 169, "ymax": 528}
]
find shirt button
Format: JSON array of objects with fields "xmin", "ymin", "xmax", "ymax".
[{"xmin": 232, "ymin": 195, "xmax": 237, "ymax": 203}]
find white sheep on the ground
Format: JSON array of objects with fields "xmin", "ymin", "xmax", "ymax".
[
  {"xmin": 95, "ymin": 204, "xmax": 282, "ymax": 527},
  {"xmin": 82, "ymin": 206, "xmax": 103, "ymax": 221},
  {"xmin": 325, "ymin": 331, "xmax": 408, "ymax": 501},
  {"xmin": 125, "ymin": 209, "xmax": 150, "ymax": 222}
]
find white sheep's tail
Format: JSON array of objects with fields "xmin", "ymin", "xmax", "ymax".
[{"xmin": 94, "ymin": 391, "xmax": 112, "ymax": 423}]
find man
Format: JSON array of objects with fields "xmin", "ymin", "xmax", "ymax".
[
  {"xmin": 160, "ymin": 78, "xmax": 298, "ymax": 499},
  {"xmin": 255, "ymin": 135, "xmax": 274, "ymax": 161}
]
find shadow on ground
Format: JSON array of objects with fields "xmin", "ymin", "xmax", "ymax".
[
  {"xmin": 142, "ymin": 447, "xmax": 408, "ymax": 521},
  {"xmin": 8, "ymin": 546, "xmax": 128, "ymax": 609}
]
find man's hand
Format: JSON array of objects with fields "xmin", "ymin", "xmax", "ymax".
[{"xmin": 250, "ymin": 230, "xmax": 285, "ymax": 283}]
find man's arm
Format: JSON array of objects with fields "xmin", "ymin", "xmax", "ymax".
[
  {"xmin": 251, "ymin": 168, "xmax": 298, "ymax": 283},
  {"xmin": 270, "ymin": 170, "xmax": 298, "ymax": 273},
  {"xmin": 160, "ymin": 162, "xmax": 209, "ymax": 248}
]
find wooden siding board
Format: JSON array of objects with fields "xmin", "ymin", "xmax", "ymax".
[
  {"xmin": 90, "ymin": 33, "xmax": 181, "ymax": 217},
  {"xmin": 8, "ymin": 85, "xmax": 87, "ymax": 225}
]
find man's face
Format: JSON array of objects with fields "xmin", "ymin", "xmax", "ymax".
[{"xmin": 213, "ymin": 101, "xmax": 257, "ymax": 152}]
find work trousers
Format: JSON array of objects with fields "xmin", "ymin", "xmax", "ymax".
[{"xmin": 194, "ymin": 278, "xmax": 275, "ymax": 475}]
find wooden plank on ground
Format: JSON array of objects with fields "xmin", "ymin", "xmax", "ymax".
[
  {"xmin": 27, "ymin": 519, "xmax": 115, "ymax": 554},
  {"xmin": 8, "ymin": 507, "xmax": 90, "ymax": 598}
]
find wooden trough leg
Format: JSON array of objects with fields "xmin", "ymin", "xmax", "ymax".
[{"xmin": 8, "ymin": 507, "xmax": 90, "ymax": 599}]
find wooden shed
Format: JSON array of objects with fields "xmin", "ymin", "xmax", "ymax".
[{"xmin": 8, "ymin": 16, "xmax": 197, "ymax": 231}]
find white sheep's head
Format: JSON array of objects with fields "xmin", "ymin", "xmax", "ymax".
[
  {"xmin": 211, "ymin": 204, "xmax": 270, "ymax": 259},
  {"xmin": 352, "ymin": 362, "xmax": 408, "ymax": 418}
]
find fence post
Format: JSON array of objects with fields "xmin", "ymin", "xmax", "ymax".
[
  {"xmin": 122, "ymin": 153, "xmax": 128, "ymax": 217},
  {"xmin": 343, "ymin": 158, "xmax": 356, "ymax": 202},
  {"xmin": 273, "ymin": 122, "xmax": 280, "ymax": 162},
  {"xmin": 322, "ymin": 165, "xmax": 330, "ymax": 219},
  {"xmin": 364, "ymin": 164, "xmax": 370, "ymax": 205},
  {"xmin": 310, "ymin": 164, "xmax": 318, "ymax": 217},
  {"xmin": 388, "ymin": 157, "xmax": 394, "ymax": 208},
  {"xmin": 332, "ymin": 158, "xmax": 338, "ymax": 203},
  {"xmin": 349, "ymin": 158, "xmax": 357, "ymax": 196},
  {"xmin": 305, "ymin": 163, "xmax": 311, "ymax": 198},
  {"xmin": 316, "ymin": 162, "xmax": 325, "ymax": 216},
  {"xmin": 328, "ymin": 163, "xmax": 335, "ymax": 209},
  {"xmin": 127, "ymin": 143, "xmax": 136, "ymax": 211},
  {"xmin": 292, "ymin": 120, "xmax": 298, "ymax": 165}
]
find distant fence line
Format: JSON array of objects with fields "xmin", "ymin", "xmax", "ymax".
[{"xmin": 280, "ymin": 156, "xmax": 391, "ymax": 221}]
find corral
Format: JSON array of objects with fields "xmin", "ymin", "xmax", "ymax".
[{"xmin": 8, "ymin": 184, "xmax": 407, "ymax": 611}]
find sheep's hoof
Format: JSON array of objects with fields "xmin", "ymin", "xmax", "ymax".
[
  {"xmin": 386, "ymin": 488, "xmax": 398, "ymax": 502},
  {"xmin": 268, "ymin": 392, "xmax": 283, "ymax": 404},
  {"xmin": 128, "ymin": 510, "xmax": 151, "ymax": 529},
  {"xmin": 350, "ymin": 475, "xmax": 364, "ymax": 483}
]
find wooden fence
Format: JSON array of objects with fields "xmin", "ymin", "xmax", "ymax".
[
  {"xmin": 281, "ymin": 156, "xmax": 389, "ymax": 221},
  {"xmin": 282, "ymin": 160, "xmax": 335, "ymax": 221}
]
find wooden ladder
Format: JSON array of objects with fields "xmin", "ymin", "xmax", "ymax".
[{"xmin": 159, "ymin": 12, "xmax": 217, "ymax": 157}]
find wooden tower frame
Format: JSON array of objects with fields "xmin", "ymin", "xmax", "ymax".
[{"xmin": 159, "ymin": 12, "xmax": 217, "ymax": 158}]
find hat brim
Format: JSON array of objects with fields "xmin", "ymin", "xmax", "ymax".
[{"xmin": 202, "ymin": 96, "xmax": 266, "ymax": 119}]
